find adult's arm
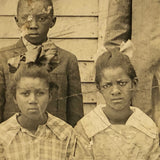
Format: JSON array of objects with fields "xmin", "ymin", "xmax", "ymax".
[{"xmin": 104, "ymin": 0, "xmax": 132, "ymax": 49}]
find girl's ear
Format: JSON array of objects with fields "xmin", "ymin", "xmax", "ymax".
[
  {"xmin": 13, "ymin": 96, "xmax": 18, "ymax": 105},
  {"xmin": 96, "ymin": 84, "xmax": 101, "ymax": 92},
  {"xmin": 49, "ymin": 92, "xmax": 52, "ymax": 102},
  {"xmin": 133, "ymin": 77, "xmax": 138, "ymax": 87}
]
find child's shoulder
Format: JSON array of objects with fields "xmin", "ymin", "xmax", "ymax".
[
  {"xmin": 75, "ymin": 104, "xmax": 107, "ymax": 138},
  {"xmin": 56, "ymin": 45, "xmax": 77, "ymax": 60},
  {"xmin": 0, "ymin": 114, "xmax": 19, "ymax": 145},
  {"xmin": 129, "ymin": 107, "xmax": 158, "ymax": 138},
  {"xmin": 47, "ymin": 113, "xmax": 74, "ymax": 140},
  {"xmin": 0, "ymin": 39, "xmax": 23, "ymax": 62},
  {"xmin": 0, "ymin": 114, "xmax": 18, "ymax": 131}
]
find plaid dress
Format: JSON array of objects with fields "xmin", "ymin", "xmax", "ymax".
[{"xmin": 0, "ymin": 113, "xmax": 76, "ymax": 160}]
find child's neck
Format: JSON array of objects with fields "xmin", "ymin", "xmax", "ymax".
[
  {"xmin": 17, "ymin": 113, "xmax": 48, "ymax": 134},
  {"xmin": 102, "ymin": 106, "xmax": 133, "ymax": 124}
]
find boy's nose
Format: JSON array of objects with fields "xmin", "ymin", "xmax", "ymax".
[
  {"xmin": 111, "ymin": 85, "xmax": 121, "ymax": 96},
  {"xmin": 29, "ymin": 17, "xmax": 38, "ymax": 29}
]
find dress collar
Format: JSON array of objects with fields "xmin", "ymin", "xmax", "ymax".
[
  {"xmin": 81, "ymin": 105, "xmax": 158, "ymax": 139},
  {"xmin": 0, "ymin": 113, "xmax": 72, "ymax": 147}
]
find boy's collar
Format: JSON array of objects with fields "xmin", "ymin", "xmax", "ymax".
[{"xmin": 22, "ymin": 37, "xmax": 48, "ymax": 50}]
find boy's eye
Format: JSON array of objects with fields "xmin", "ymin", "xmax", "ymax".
[
  {"xmin": 102, "ymin": 83, "xmax": 112, "ymax": 89},
  {"xmin": 37, "ymin": 16, "xmax": 47, "ymax": 22},
  {"xmin": 20, "ymin": 15, "xmax": 28, "ymax": 21},
  {"xmin": 118, "ymin": 81, "xmax": 128, "ymax": 87}
]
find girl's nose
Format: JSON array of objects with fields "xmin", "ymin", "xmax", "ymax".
[
  {"xmin": 28, "ymin": 93, "xmax": 38, "ymax": 104},
  {"xmin": 111, "ymin": 85, "xmax": 121, "ymax": 96}
]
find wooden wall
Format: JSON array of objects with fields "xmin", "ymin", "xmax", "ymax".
[{"xmin": 0, "ymin": 0, "xmax": 109, "ymax": 114}]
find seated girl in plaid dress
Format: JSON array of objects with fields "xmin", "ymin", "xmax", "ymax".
[
  {"xmin": 0, "ymin": 63, "xmax": 76, "ymax": 160},
  {"xmin": 74, "ymin": 48, "xmax": 160, "ymax": 160}
]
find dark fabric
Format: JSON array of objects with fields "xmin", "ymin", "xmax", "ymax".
[
  {"xmin": 104, "ymin": 0, "xmax": 132, "ymax": 49},
  {"xmin": 0, "ymin": 39, "xmax": 84, "ymax": 127},
  {"xmin": 104, "ymin": 0, "xmax": 160, "ymax": 122}
]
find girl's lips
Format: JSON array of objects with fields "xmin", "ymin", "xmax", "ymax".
[
  {"xmin": 28, "ymin": 108, "xmax": 39, "ymax": 111},
  {"xmin": 111, "ymin": 98, "xmax": 123, "ymax": 103}
]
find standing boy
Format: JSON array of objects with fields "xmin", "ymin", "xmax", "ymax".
[{"xmin": 0, "ymin": 0, "xmax": 83, "ymax": 126}]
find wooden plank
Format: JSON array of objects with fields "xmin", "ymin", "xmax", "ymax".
[
  {"xmin": 96, "ymin": 0, "xmax": 109, "ymax": 104},
  {"xmin": 83, "ymin": 103, "xmax": 96, "ymax": 115},
  {"xmin": 0, "ymin": 16, "xmax": 98, "ymax": 38},
  {"xmin": 0, "ymin": 0, "xmax": 98, "ymax": 16},
  {"xmin": 82, "ymin": 83, "xmax": 97, "ymax": 103},
  {"xmin": 79, "ymin": 61, "xmax": 95, "ymax": 82},
  {"xmin": 0, "ymin": 39, "xmax": 97, "ymax": 61}
]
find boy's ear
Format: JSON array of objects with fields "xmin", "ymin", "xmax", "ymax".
[
  {"xmin": 14, "ymin": 16, "xmax": 20, "ymax": 27},
  {"xmin": 50, "ymin": 16, "xmax": 56, "ymax": 28}
]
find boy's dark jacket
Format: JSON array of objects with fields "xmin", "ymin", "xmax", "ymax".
[{"xmin": 0, "ymin": 39, "xmax": 83, "ymax": 126}]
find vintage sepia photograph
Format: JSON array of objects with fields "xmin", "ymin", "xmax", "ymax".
[{"xmin": 0, "ymin": 0, "xmax": 160, "ymax": 159}]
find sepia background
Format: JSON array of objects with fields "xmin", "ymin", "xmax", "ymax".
[{"xmin": 0, "ymin": 0, "xmax": 110, "ymax": 114}]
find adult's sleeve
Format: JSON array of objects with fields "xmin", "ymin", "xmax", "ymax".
[
  {"xmin": 67, "ymin": 55, "xmax": 84, "ymax": 127},
  {"xmin": 104, "ymin": 0, "xmax": 132, "ymax": 49}
]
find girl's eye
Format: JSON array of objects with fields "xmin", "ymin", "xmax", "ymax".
[
  {"xmin": 21, "ymin": 92, "xmax": 30, "ymax": 97},
  {"xmin": 102, "ymin": 83, "xmax": 112, "ymax": 89},
  {"xmin": 119, "ymin": 81, "xmax": 128, "ymax": 87},
  {"xmin": 36, "ymin": 91, "xmax": 45, "ymax": 96}
]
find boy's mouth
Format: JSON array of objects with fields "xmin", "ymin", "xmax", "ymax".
[{"xmin": 28, "ymin": 33, "xmax": 40, "ymax": 37}]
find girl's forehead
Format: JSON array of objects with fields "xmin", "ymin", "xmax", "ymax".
[
  {"xmin": 17, "ymin": 77, "xmax": 48, "ymax": 87},
  {"xmin": 101, "ymin": 67, "xmax": 130, "ymax": 80}
]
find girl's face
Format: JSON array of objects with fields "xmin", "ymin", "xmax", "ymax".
[
  {"xmin": 99, "ymin": 67, "xmax": 135, "ymax": 111},
  {"xmin": 14, "ymin": 77, "xmax": 51, "ymax": 120}
]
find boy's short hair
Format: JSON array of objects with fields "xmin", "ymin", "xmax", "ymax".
[
  {"xmin": 17, "ymin": 0, "xmax": 54, "ymax": 16},
  {"xmin": 10, "ymin": 63, "xmax": 58, "ymax": 98},
  {"xmin": 95, "ymin": 48, "xmax": 137, "ymax": 88}
]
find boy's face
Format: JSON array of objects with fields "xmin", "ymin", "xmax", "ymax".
[
  {"xmin": 14, "ymin": 77, "xmax": 51, "ymax": 120},
  {"xmin": 99, "ymin": 67, "xmax": 135, "ymax": 111},
  {"xmin": 16, "ymin": 0, "xmax": 56, "ymax": 45}
]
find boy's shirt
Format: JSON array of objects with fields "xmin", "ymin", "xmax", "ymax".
[
  {"xmin": 0, "ymin": 112, "xmax": 76, "ymax": 160},
  {"xmin": 0, "ymin": 38, "xmax": 83, "ymax": 126},
  {"xmin": 74, "ymin": 105, "xmax": 160, "ymax": 160}
]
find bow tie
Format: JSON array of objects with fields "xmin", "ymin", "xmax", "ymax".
[{"xmin": 8, "ymin": 42, "xmax": 59, "ymax": 73}]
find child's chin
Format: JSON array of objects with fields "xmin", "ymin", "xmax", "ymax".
[
  {"xmin": 111, "ymin": 105, "xmax": 126, "ymax": 111},
  {"xmin": 25, "ymin": 36, "xmax": 43, "ymax": 45}
]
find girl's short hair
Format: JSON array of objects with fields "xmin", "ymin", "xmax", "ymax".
[
  {"xmin": 10, "ymin": 63, "xmax": 58, "ymax": 97},
  {"xmin": 95, "ymin": 48, "xmax": 137, "ymax": 88}
]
